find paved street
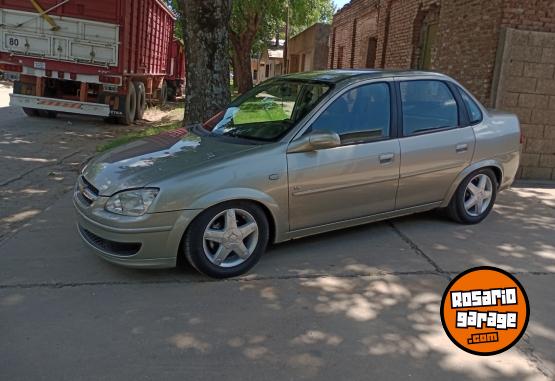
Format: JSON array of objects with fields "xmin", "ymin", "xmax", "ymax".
[{"xmin": 1, "ymin": 84, "xmax": 554, "ymax": 380}]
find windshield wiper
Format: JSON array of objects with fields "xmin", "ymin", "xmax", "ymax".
[{"xmin": 222, "ymin": 131, "xmax": 268, "ymax": 142}]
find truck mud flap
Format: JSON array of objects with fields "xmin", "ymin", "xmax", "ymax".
[
  {"xmin": 99, "ymin": 93, "xmax": 127, "ymax": 117},
  {"xmin": 10, "ymin": 94, "xmax": 110, "ymax": 117}
]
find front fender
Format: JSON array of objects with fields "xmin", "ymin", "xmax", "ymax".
[
  {"xmin": 440, "ymin": 159, "xmax": 504, "ymax": 208},
  {"xmin": 175, "ymin": 187, "xmax": 286, "ymax": 244}
]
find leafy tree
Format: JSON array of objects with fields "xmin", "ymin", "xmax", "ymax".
[
  {"xmin": 230, "ymin": 0, "xmax": 333, "ymax": 94},
  {"xmin": 166, "ymin": 0, "xmax": 184, "ymax": 41}
]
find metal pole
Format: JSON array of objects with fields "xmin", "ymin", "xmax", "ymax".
[{"xmin": 283, "ymin": 1, "xmax": 290, "ymax": 74}]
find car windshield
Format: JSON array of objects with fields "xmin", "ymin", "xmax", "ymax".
[{"xmin": 203, "ymin": 81, "xmax": 331, "ymax": 141}]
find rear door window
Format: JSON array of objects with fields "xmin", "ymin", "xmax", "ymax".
[{"xmin": 400, "ymin": 80, "xmax": 459, "ymax": 136}]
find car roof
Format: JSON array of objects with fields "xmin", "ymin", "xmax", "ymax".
[{"xmin": 278, "ymin": 69, "xmax": 448, "ymax": 84}]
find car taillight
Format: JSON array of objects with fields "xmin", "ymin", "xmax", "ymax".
[
  {"xmin": 99, "ymin": 75, "xmax": 122, "ymax": 85},
  {"xmin": 0, "ymin": 63, "xmax": 22, "ymax": 73}
]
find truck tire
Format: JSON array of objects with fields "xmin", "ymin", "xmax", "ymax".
[
  {"xmin": 167, "ymin": 82, "xmax": 177, "ymax": 102},
  {"xmin": 39, "ymin": 110, "xmax": 58, "ymax": 118},
  {"xmin": 159, "ymin": 80, "xmax": 168, "ymax": 107},
  {"xmin": 118, "ymin": 83, "xmax": 137, "ymax": 125},
  {"xmin": 22, "ymin": 107, "xmax": 39, "ymax": 117},
  {"xmin": 134, "ymin": 81, "xmax": 146, "ymax": 120}
]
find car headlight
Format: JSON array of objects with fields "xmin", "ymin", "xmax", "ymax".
[{"xmin": 105, "ymin": 188, "xmax": 159, "ymax": 216}]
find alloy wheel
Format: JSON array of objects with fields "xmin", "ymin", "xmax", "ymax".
[
  {"xmin": 202, "ymin": 208, "xmax": 259, "ymax": 268},
  {"xmin": 463, "ymin": 174, "xmax": 493, "ymax": 217}
]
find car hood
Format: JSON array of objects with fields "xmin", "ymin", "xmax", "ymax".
[{"xmin": 82, "ymin": 128, "xmax": 258, "ymax": 195}]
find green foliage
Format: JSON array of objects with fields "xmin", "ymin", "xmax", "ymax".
[
  {"xmin": 166, "ymin": 0, "xmax": 184, "ymax": 40},
  {"xmin": 231, "ymin": 0, "xmax": 334, "ymax": 56}
]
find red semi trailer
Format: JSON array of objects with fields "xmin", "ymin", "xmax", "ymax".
[{"xmin": 0, "ymin": 0, "xmax": 185, "ymax": 124}]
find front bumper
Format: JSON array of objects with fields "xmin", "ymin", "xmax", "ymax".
[
  {"xmin": 73, "ymin": 184, "xmax": 201, "ymax": 269},
  {"xmin": 11, "ymin": 93, "xmax": 110, "ymax": 117}
]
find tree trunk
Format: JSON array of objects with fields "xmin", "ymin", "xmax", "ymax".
[
  {"xmin": 229, "ymin": 11, "xmax": 260, "ymax": 95},
  {"xmin": 230, "ymin": 38, "xmax": 254, "ymax": 94},
  {"xmin": 181, "ymin": 0, "xmax": 231, "ymax": 125}
]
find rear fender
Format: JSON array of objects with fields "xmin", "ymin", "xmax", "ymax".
[{"xmin": 440, "ymin": 160, "xmax": 504, "ymax": 208}]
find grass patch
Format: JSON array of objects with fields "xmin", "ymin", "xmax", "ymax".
[{"xmin": 97, "ymin": 122, "xmax": 181, "ymax": 152}]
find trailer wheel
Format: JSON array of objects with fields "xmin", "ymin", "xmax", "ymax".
[
  {"xmin": 134, "ymin": 81, "xmax": 146, "ymax": 120},
  {"xmin": 119, "ymin": 84, "xmax": 137, "ymax": 125},
  {"xmin": 22, "ymin": 107, "xmax": 40, "ymax": 117},
  {"xmin": 159, "ymin": 80, "xmax": 168, "ymax": 107},
  {"xmin": 167, "ymin": 82, "xmax": 177, "ymax": 102},
  {"xmin": 39, "ymin": 110, "xmax": 58, "ymax": 118}
]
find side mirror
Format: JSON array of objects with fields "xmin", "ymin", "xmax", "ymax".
[{"xmin": 287, "ymin": 130, "xmax": 341, "ymax": 153}]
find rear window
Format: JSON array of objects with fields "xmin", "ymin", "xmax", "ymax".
[{"xmin": 458, "ymin": 87, "xmax": 483, "ymax": 124}]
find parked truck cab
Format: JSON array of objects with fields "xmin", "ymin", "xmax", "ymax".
[{"xmin": 0, "ymin": 0, "xmax": 185, "ymax": 124}]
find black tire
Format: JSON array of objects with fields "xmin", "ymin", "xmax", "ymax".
[
  {"xmin": 134, "ymin": 81, "xmax": 146, "ymax": 120},
  {"xmin": 22, "ymin": 107, "xmax": 39, "ymax": 117},
  {"xmin": 182, "ymin": 201, "xmax": 270, "ymax": 278},
  {"xmin": 167, "ymin": 82, "xmax": 177, "ymax": 102},
  {"xmin": 118, "ymin": 83, "xmax": 137, "ymax": 125},
  {"xmin": 159, "ymin": 80, "xmax": 168, "ymax": 107},
  {"xmin": 39, "ymin": 110, "xmax": 58, "ymax": 118},
  {"xmin": 446, "ymin": 168, "xmax": 498, "ymax": 224}
]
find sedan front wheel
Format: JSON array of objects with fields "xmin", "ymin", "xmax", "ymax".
[{"xmin": 183, "ymin": 201, "xmax": 269, "ymax": 278}]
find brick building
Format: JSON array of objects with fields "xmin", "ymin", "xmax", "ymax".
[{"xmin": 329, "ymin": 0, "xmax": 555, "ymax": 180}]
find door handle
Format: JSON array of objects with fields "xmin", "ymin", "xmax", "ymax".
[
  {"xmin": 379, "ymin": 153, "xmax": 395, "ymax": 164},
  {"xmin": 456, "ymin": 143, "xmax": 468, "ymax": 153}
]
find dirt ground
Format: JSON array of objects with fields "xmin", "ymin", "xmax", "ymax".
[{"xmin": 0, "ymin": 82, "xmax": 183, "ymax": 241}]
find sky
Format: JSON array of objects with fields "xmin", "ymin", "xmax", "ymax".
[{"xmin": 333, "ymin": 0, "xmax": 351, "ymax": 10}]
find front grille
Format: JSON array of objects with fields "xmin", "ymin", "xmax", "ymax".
[
  {"xmin": 79, "ymin": 225, "xmax": 141, "ymax": 257},
  {"xmin": 77, "ymin": 176, "xmax": 99, "ymax": 206}
]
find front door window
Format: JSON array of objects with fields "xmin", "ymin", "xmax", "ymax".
[{"xmin": 307, "ymin": 82, "xmax": 391, "ymax": 145}]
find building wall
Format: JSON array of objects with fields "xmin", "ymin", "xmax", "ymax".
[
  {"xmin": 329, "ymin": 0, "xmax": 555, "ymax": 179},
  {"xmin": 434, "ymin": 0, "xmax": 504, "ymax": 107},
  {"xmin": 494, "ymin": 28, "xmax": 555, "ymax": 180},
  {"xmin": 288, "ymin": 23, "xmax": 331, "ymax": 72},
  {"xmin": 329, "ymin": 0, "xmax": 379, "ymax": 69},
  {"xmin": 501, "ymin": 0, "xmax": 555, "ymax": 33}
]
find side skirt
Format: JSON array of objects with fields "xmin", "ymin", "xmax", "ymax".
[{"xmin": 281, "ymin": 202, "xmax": 442, "ymax": 242}]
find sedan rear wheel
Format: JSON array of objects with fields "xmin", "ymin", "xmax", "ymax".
[
  {"xmin": 183, "ymin": 201, "xmax": 269, "ymax": 278},
  {"xmin": 447, "ymin": 168, "xmax": 498, "ymax": 224}
]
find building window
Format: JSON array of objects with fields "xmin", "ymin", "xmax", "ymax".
[
  {"xmin": 289, "ymin": 55, "xmax": 300, "ymax": 73},
  {"xmin": 337, "ymin": 46, "xmax": 344, "ymax": 69},
  {"xmin": 412, "ymin": 5, "xmax": 440, "ymax": 70},
  {"xmin": 419, "ymin": 23, "xmax": 438, "ymax": 69},
  {"xmin": 366, "ymin": 37, "xmax": 377, "ymax": 68},
  {"xmin": 253, "ymin": 70, "xmax": 258, "ymax": 81},
  {"xmin": 265, "ymin": 64, "xmax": 270, "ymax": 78}
]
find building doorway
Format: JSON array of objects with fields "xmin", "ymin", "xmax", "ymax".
[
  {"xmin": 365, "ymin": 37, "xmax": 377, "ymax": 68},
  {"xmin": 419, "ymin": 22, "xmax": 438, "ymax": 69}
]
